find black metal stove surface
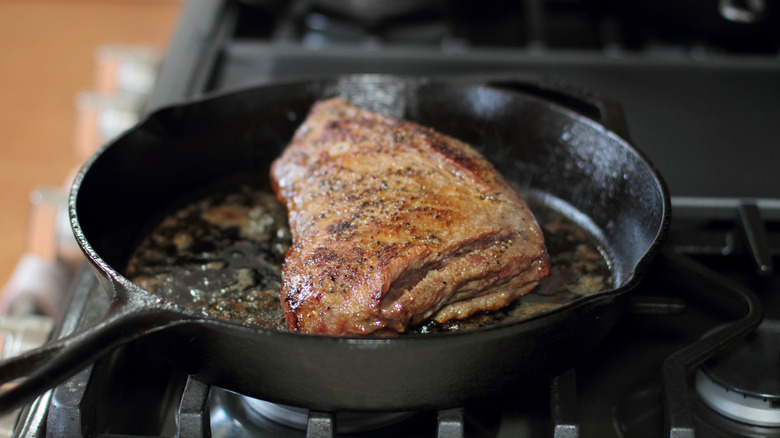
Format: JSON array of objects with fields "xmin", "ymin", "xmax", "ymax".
[
  {"xmin": 9, "ymin": 250, "xmax": 771, "ymax": 437},
  {"xmin": 12, "ymin": 0, "xmax": 780, "ymax": 436},
  {"xmin": 151, "ymin": 0, "xmax": 780, "ymax": 200}
]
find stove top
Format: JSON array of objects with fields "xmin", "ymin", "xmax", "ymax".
[
  {"xmin": 151, "ymin": 0, "xmax": 780, "ymax": 201},
  {"xmin": 10, "ymin": 0, "xmax": 780, "ymax": 436}
]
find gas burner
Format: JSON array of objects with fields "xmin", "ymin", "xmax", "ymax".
[
  {"xmin": 695, "ymin": 319, "xmax": 780, "ymax": 427},
  {"xmin": 209, "ymin": 388, "xmax": 418, "ymax": 437},
  {"xmin": 242, "ymin": 398, "xmax": 415, "ymax": 432},
  {"xmin": 299, "ymin": 9, "xmax": 450, "ymax": 48}
]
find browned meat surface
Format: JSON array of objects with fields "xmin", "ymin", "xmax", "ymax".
[{"xmin": 271, "ymin": 98, "xmax": 550, "ymax": 335}]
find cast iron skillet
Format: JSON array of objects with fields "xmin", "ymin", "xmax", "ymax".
[{"xmin": 0, "ymin": 75, "xmax": 669, "ymax": 413}]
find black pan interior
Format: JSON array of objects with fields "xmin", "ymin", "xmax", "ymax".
[{"xmin": 72, "ymin": 75, "xmax": 667, "ymax": 321}]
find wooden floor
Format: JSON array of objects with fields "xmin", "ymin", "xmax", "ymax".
[{"xmin": 0, "ymin": 1, "xmax": 182, "ymax": 295}]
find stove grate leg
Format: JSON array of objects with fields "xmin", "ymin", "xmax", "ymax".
[
  {"xmin": 437, "ymin": 407, "xmax": 465, "ymax": 438},
  {"xmin": 176, "ymin": 376, "xmax": 211, "ymax": 438},
  {"xmin": 307, "ymin": 410, "xmax": 336, "ymax": 438},
  {"xmin": 551, "ymin": 367, "xmax": 580, "ymax": 438}
]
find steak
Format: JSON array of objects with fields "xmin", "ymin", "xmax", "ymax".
[{"xmin": 271, "ymin": 98, "xmax": 550, "ymax": 335}]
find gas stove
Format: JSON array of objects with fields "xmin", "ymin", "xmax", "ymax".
[{"xmin": 11, "ymin": 0, "xmax": 780, "ymax": 436}]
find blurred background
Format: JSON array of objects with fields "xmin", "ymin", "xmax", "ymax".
[{"xmin": 0, "ymin": 0, "xmax": 182, "ymax": 304}]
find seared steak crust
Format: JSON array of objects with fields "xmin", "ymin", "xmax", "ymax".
[{"xmin": 271, "ymin": 98, "xmax": 550, "ymax": 335}]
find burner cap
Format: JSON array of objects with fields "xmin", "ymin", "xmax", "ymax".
[{"xmin": 695, "ymin": 319, "xmax": 780, "ymax": 426}]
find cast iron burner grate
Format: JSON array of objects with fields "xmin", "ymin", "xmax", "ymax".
[
  {"xmin": 657, "ymin": 252, "xmax": 763, "ymax": 437},
  {"xmin": 10, "ymin": 248, "xmax": 762, "ymax": 438}
]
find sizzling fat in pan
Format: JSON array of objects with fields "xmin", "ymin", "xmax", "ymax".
[{"xmin": 124, "ymin": 179, "xmax": 612, "ymax": 334}]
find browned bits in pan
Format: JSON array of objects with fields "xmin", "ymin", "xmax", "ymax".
[{"xmin": 125, "ymin": 183, "xmax": 611, "ymax": 334}]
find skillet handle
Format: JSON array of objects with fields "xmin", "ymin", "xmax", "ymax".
[
  {"xmin": 484, "ymin": 78, "xmax": 633, "ymax": 141},
  {"xmin": 0, "ymin": 298, "xmax": 184, "ymax": 414}
]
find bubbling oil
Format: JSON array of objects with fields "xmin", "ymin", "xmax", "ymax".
[{"xmin": 125, "ymin": 183, "xmax": 612, "ymax": 333}]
